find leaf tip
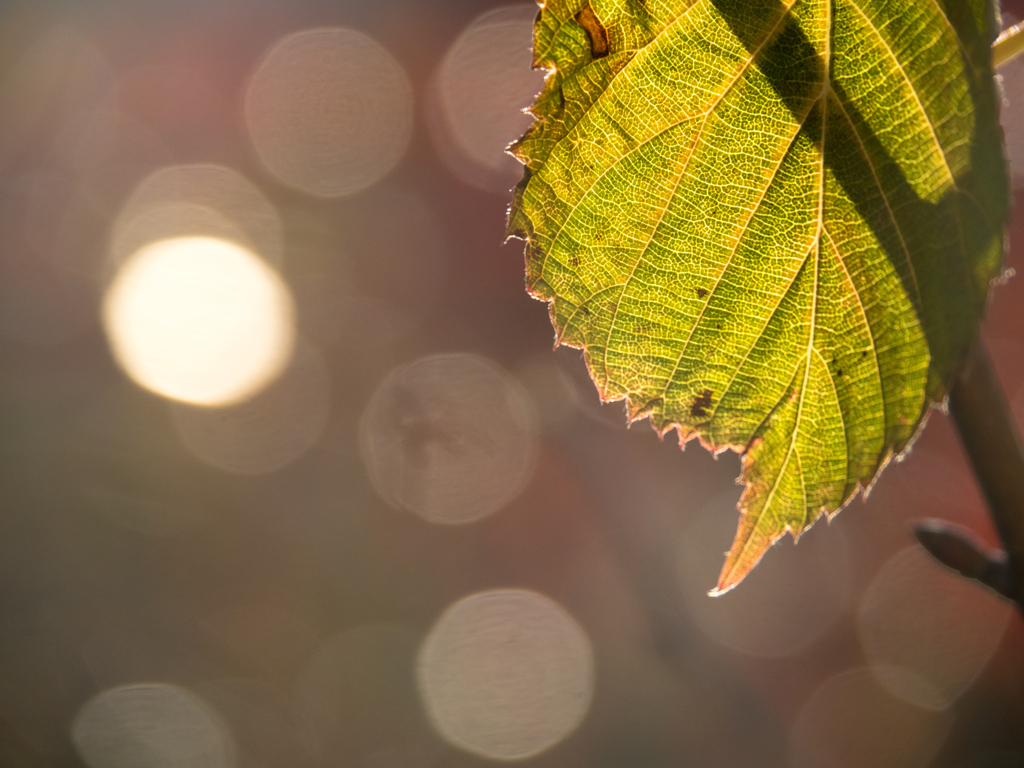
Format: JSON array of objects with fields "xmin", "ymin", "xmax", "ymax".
[
  {"xmin": 710, "ymin": 555, "xmax": 755, "ymax": 597},
  {"xmin": 712, "ymin": 493, "xmax": 794, "ymax": 595},
  {"xmin": 707, "ymin": 582, "xmax": 736, "ymax": 598}
]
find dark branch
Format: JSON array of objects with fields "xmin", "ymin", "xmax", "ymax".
[{"xmin": 946, "ymin": 337, "xmax": 1024, "ymax": 614}]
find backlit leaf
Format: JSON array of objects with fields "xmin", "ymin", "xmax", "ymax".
[{"xmin": 508, "ymin": 0, "xmax": 1008, "ymax": 592}]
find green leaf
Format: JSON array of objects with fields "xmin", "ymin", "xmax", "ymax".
[{"xmin": 508, "ymin": 0, "xmax": 1008, "ymax": 593}]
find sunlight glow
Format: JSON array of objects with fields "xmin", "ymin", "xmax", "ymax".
[{"xmin": 102, "ymin": 236, "xmax": 295, "ymax": 406}]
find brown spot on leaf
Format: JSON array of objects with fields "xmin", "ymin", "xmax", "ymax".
[
  {"xmin": 836, "ymin": 369, "xmax": 843, "ymax": 377},
  {"xmin": 575, "ymin": 3, "xmax": 609, "ymax": 59},
  {"xmin": 690, "ymin": 389, "xmax": 713, "ymax": 419},
  {"xmin": 570, "ymin": 256, "xmax": 580, "ymax": 267},
  {"xmin": 696, "ymin": 288, "xmax": 708, "ymax": 299},
  {"xmin": 581, "ymin": 305, "xmax": 590, "ymax": 316}
]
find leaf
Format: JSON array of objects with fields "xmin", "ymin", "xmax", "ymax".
[{"xmin": 508, "ymin": 0, "xmax": 1008, "ymax": 593}]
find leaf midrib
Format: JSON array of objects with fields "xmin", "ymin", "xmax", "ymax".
[{"xmin": 722, "ymin": 0, "xmax": 835, "ymax": 588}]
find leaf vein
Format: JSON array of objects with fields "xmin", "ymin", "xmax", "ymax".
[
  {"xmin": 822, "ymin": 227, "xmax": 885, "ymax": 449},
  {"xmin": 599, "ymin": 1, "xmax": 799, "ymax": 391},
  {"xmin": 843, "ymin": 0, "xmax": 958, "ymax": 190},
  {"xmin": 827, "ymin": 91, "xmax": 923, "ymax": 312},
  {"xmin": 659, "ymin": 113, "xmax": 814, "ymax": 408}
]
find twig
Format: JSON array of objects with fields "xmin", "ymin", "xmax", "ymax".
[
  {"xmin": 946, "ymin": 337, "xmax": 1024, "ymax": 614},
  {"xmin": 912, "ymin": 519, "xmax": 1015, "ymax": 600}
]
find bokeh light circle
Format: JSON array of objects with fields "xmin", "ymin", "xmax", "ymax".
[
  {"xmin": 171, "ymin": 340, "xmax": 330, "ymax": 475},
  {"xmin": 102, "ymin": 236, "xmax": 295, "ymax": 406},
  {"xmin": 433, "ymin": 5, "xmax": 544, "ymax": 191},
  {"xmin": 417, "ymin": 589, "xmax": 595, "ymax": 761},
  {"xmin": 71, "ymin": 683, "xmax": 235, "ymax": 768},
  {"xmin": 245, "ymin": 28, "xmax": 413, "ymax": 196},
  {"xmin": 359, "ymin": 353, "xmax": 538, "ymax": 525},
  {"xmin": 788, "ymin": 667, "xmax": 953, "ymax": 768},
  {"xmin": 111, "ymin": 164, "xmax": 284, "ymax": 270},
  {"xmin": 858, "ymin": 545, "xmax": 1012, "ymax": 710}
]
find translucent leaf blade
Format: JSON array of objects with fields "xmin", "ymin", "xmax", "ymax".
[{"xmin": 509, "ymin": 0, "xmax": 1008, "ymax": 591}]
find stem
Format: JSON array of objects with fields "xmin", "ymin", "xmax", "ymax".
[
  {"xmin": 949, "ymin": 337, "xmax": 1024, "ymax": 612},
  {"xmin": 995, "ymin": 21, "xmax": 1024, "ymax": 68}
]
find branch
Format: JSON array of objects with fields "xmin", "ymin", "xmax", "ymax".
[
  {"xmin": 900, "ymin": 33, "xmax": 1024, "ymax": 612},
  {"xmin": 945, "ymin": 337, "xmax": 1024, "ymax": 613}
]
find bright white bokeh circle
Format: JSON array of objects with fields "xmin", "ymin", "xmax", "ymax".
[
  {"xmin": 417, "ymin": 589, "xmax": 594, "ymax": 761},
  {"xmin": 102, "ymin": 236, "xmax": 295, "ymax": 406},
  {"xmin": 245, "ymin": 28, "xmax": 413, "ymax": 197}
]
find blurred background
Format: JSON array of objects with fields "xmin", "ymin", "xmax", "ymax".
[{"xmin": 0, "ymin": 0, "xmax": 1023, "ymax": 766}]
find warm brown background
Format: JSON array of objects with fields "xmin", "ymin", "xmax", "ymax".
[{"xmin": 0, "ymin": 1, "xmax": 1022, "ymax": 766}]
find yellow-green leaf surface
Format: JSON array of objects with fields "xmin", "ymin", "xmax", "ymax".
[{"xmin": 508, "ymin": 0, "xmax": 1008, "ymax": 592}]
